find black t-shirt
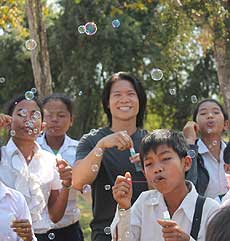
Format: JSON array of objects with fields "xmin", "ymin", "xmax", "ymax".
[{"xmin": 76, "ymin": 127, "xmax": 148, "ymax": 241}]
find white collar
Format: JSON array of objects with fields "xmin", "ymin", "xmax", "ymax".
[{"xmin": 197, "ymin": 139, "xmax": 226, "ymax": 155}]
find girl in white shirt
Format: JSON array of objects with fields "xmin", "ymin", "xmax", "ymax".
[
  {"xmin": 37, "ymin": 93, "xmax": 84, "ymax": 241},
  {"xmin": 0, "ymin": 94, "xmax": 72, "ymax": 241}
]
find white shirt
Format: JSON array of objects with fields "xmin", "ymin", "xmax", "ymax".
[
  {"xmin": 0, "ymin": 138, "xmax": 62, "ymax": 233},
  {"xmin": 0, "ymin": 181, "xmax": 37, "ymax": 241},
  {"xmin": 111, "ymin": 182, "xmax": 219, "ymax": 241},
  {"xmin": 197, "ymin": 139, "xmax": 228, "ymax": 198},
  {"xmin": 37, "ymin": 134, "xmax": 81, "ymax": 228}
]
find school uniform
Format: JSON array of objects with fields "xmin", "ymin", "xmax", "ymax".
[
  {"xmin": 37, "ymin": 134, "xmax": 83, "ymax": 241},
  {"xmin": 0, "ymin": 181, "xmax": 37, "ymax": 240},
  {"xmin": 111, "ymin": 182, "xmax": 220, "ymax": 241},
  {"xmin": 0, "ymin": 138, "xmax": 62, "ymax": 234}
]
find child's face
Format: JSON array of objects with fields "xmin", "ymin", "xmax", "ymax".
[
  {"xmin": 195, "ymin": 101, "xmax": 227, "ymax": 136},
  {"xmin": 43, "ymin": 100, "xmax": 72, "ymax": 137},
  {"xmin": 143, "ymin": 145, "xmax": 191, "ymax": 194},
  {"xmin": 224, "ymin": 163, "xmax": 230, "ymax": 174},
  {"xmin": 11, "ymin": 100, "xmax": 43, "ymax": 140}
]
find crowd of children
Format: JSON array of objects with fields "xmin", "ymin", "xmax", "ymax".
[{"xmin": 0, "ymin": 71, "xmax": 229, "ymax": 241}]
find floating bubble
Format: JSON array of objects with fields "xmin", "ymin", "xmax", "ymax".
[
  {"xmin": 25, "ymin": 120, "xmax": 34, "ymax": 129},
  {"xmin": 82, "ymin": 184, "xmax": 91, "ymax": 193},
  {"xmin": 19, "ymin": 108, "xmax": 28, "ymax": 117},
  {"xmin": 94, "ymin": 148, "xmax": 103, "ymax": 157},
  {"xmin": 207, "ymin": 128, "xmax": 212, "ymax": 134},
  {"xmin": 0, "ymin": 77, "xmax": 6, "ymax": 83},
  {"xmin": 33, "ymin": 128, "xmax": 38, "ymax": 134},
  {"xmin": 10, "ymin": 130, "xmax": 16, "ymax": 137},
  {"xmin": 33, "ymin": 111, "xmax": 41, "ymax": 120},
  {"xmin": 150, "ymin": 68, "xmax": 163, "ymax": 81},
  {"xmin": 104, "ymin": 185, "xmax": 111, "ymax": 191},
  {"xmin": 212, "ymin": 140, "xmax": 218, "ymax": 146},
  {"xmin": 91, "ymin": 164, "xmax": 99, "ymax": 172},
  {"xmin": 90, "ymin": 129, "xmax": 97, "ymax": 136},
  {"xmin": 187, "ymin": 150, "xmax": 196, "ymax": 159},
  {"xmin": 25, "ymin": 39, "xmax": 37, "ymax": 51},
  {"xmin": 112, "ymin": 19, "xmax": 121, "ymax": 28},
  {"xmin": 78, "ymin": 91, "xmax": 83, "ymax": 96},
  {"xmin": 48, "ymin": 233, "xmax": 55, "ymax": 240},
  {"xmin": 25, "ymin": 91, "xmax": 34, "ymax": 100},
  {"xmin": 169, "ymin": 88, "xmax": 176, "ymax": 95},
  {"xmin": 191, "ymin": 95, "xmax": 198, "ymax": 104},
  {"xmin": 78, "ymin": 25, "xmax": 86, "ymax": 34},
  {"xmin": 85, "ymin": 22, "xmax": 97, "ymax": 36},
  {"xmin": 28, "ymin": 129, "xmax": 33, "ymax": 135},
  {"xmin": 31, "ymin": 87, "xmax": 37, "ymax": 93},
  {"xmin": 125, "ymin": 231, "xmax": 130, "ymax": 238},
  {"xmin": 104, "ymin": 227, "xmax": 111, "ymax": 235}
]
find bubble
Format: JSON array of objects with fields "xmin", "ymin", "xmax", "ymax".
[
  {"xmin": 28, "ymin": 129, "xmax": 33, "ymax": 135},
  {"xmin": 112, "ymin": 19, "xmax": 121, "ymax": 28},
  {"xmin": 191, "ymin": 95, "xmax": 198, "ymax": 104},
  {"xmin": 207, "ymin": 128, "xmax": 212, "ymax": 134},
  {"xmin": 85, "ymin": 22, "xmax": 97, "ymax": 36},
  {"xmin": 25, "ymin": 120, "xmax": 34, "ymax": 129},
  {"xmin": 25, "ymin": 39, "xmax": 37, "ymax": 51},
  {"xmin": 31, "ymin": 87, "xmax": 37, "ymax": 93},
  {"xmin": 125, "ymin": 231, "xmax": 130, "ymax": 238},
  {"xmin": 212, "ymin": 140, "xmax": 218, "ymax": 146},
  {"xmin": 169, "ymin": 88, "xmax": 176, "ymax": 95},
  {"xmin": 0, "ymin": 77, "xmax": 6, "ymax": 83},
  {"xmin": 91, "ymin": 164, "xmax": 99, "ymax": 172},
  {"xmin": 150, "ymin": 68, "xmax": 163, "ymax": 81},
  {"xmin": 78, "ymin": 91, "xmax": 83, "ymax": 96},
  {"xmin": 90, "ymin": 129, "xmax": 97, "ymax": 136},
  {"xmin": 33, "ymin": 128, "xmax": 38, "ymax": 134},
  {"xmin": 187, "ymin": 150, "xmax": 196, "ymax": 159},
  {"xmin": 48, "ymin": 232, "xmax": 55, "ymax": 240},
  {"xmin": 94, "ymin": 147, "xmax": 103, "ymax": 157},
  {"xmin": 78, "ymin": 25, "xmax": 85, "ymax": 34},
  {"xmin": 33, "ymin": 111, "xmax": 41, "ymax": 120},
  {"xmin": 82, "ymin": 184, "xmax": 91, "ymax": 193},
  {"xmin": 104, "ymin": 226, "xmax": 111, "ymax": 235},
  {"xmin": 25, "ymin": 90, "xmax": 34, "ymax": 100},
  {"xmin": 10, "ymin": 130, "xmax": 16, "ymax": 137},
  {"xmin": 104, "ymin": 184, "xmax": 111, "ymax": 191}
]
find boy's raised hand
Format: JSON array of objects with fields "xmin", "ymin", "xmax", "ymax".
[
  {"xmin": 11, "ymin": 219, "xmax": 33, "ymax": 241},
  {"xmin": 56, "ymin": 157, "xmax": 72, "ymax": 188},
  {"xmin": 157, "ymin": 219, "xmax": 190, "ymax": 241},
  {"xmin": 0, "ymin": 114, "xmax": 12, "ymax": 128},
  {"xmin": 183, "ymin": 121, "xmax": 199, "ymax": 145},
  {"xmin": 112, "ymin": 172, "xmax": 133, "ymax": 210}
]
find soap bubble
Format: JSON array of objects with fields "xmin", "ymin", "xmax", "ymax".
[
  {"xmin": 150, "ymin": 68, "xmax": 163, "ymax": 81},
  {"xmin": 10, "ymin": 130, "xmax": 16, "ymax": 137},
  {"xmin": 104, "ymin": 226, "xmax": 111, "ymax": 235},
  {"xmin": 94, "ymin": 148, "xmax": 103, "ymax": 157},
  {"xmin": 28, "ymin": 129, "xmax": 33, "ymax": 135},
  {"xmin": 48, "ymin": 232, "xmax": 55, "ymax": 240},
  {"xmin": 169, "ymin": 88, "xmax": 176, "ymax": 95},
  {"xmin": 25, "ymin": 91, "xmax": 34, "ymax": 100},
  {"xmin": 25, "ymin": 39, "xmax": 37, "ymax": 51},
  {"xmin": 31, "ymin": 88, "xmax": 37, "ymax": 93},
  {"xmin": 191, "ymin": 95, "xmax": 198, "ymax": 104},
  {"xmin": 0, "ymin": 77, "xmax": 6, "ymax": 83},
  {"xmin": 90, "ymin": 129, "xmax": 97, "ymax": 136},
  {"xmin": 85, "ymin": 22, "xmax": 97, "ymax": 35},
  {"xmin": 19, "ymin": 108, "xmax": 28, "ymax": 117},
  {"xmin": 212, "ymin": 140, "xmax": 218, "ymax": 146},
  {"xmin": 78, "ymin": 25, "xmax": 86, "ymax": 34},
  {"xmin": 104, "ymin": 185, "xmax": 111, "ymax": 191},
  {"xmin": 82, "ymin": 184, "xmax": 91, "ymax": 193},
  {"xmin": 91, "ymin": 164, "xmax": 99, "ymax": 172},
  {"xmin": 187, "ymin": 150, "xmax": 196, "ymax": 159},
  {"xmin": 112, "ymin": 19, "xmax": 121, "ymax": 28},
  {"xmin": 78, "ymin": 91, "xmax": 83, "ymax": 96}
]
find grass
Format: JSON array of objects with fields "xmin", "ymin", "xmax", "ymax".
[{"xmin": 77, "ymin": 194, "xmax": 93, "ymax": 241}]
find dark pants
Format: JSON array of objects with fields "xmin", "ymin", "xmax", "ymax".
[{"xmin": 35, "ymin": 221, "xmax": 84, "ymax": 241}]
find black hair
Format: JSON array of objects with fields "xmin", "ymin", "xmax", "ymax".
[
  {"xmin": 5, "ymin": 94, "xmax": 44, "ymax": 120},
  {"xmin": 140, "ymin": 129, "xmax": 189, "ymax": 168},
  {"xmin": 224, "ymin": 142, "xmax": 230, "ymax": 164},
  {"xmin": 102, "ymin": 72, "xmax": 147, "ymax": 127},
  {"xmin": 192, "ymin": 98, "xmax": 228, "ymax": 122},
  {"xmin": 205, "ymin": 207, "xmax": 230, "ymax": 241},
  {"xmin": 42, "ymin": 93, "xmax": 73, "ymax": 117}
]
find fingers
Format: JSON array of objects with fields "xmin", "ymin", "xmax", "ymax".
[
  {"xmin": 11, "ymin": 219, "xmax": 32, "ymax": 240},
  {"xmin": 57, "ymin": 159, "xmax": 72, "ymax": 181},
  {"xmin": 117, "ymin": 131, "xmax": 133, "ymax": 150},
  {"xmin": 0, "ymin": 114, "xmax": 12, "ymax": 128}
]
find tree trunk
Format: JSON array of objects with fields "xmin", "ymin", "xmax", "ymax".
[
  {"xmin": 214, "ymin": 38, "xmax": 230, "ymax": 120},
  {"xmin": 25, "ymin": 0, "xmax": 52, "ymax": 98}
]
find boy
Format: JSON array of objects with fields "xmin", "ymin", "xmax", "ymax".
[{"xmin": 111, "ymin": 129, "xmax": 219, "ymax": 241}]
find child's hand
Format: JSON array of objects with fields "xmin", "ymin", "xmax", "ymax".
[
  {"xmin": 11, "ymin": 219, "xmax": 33, "ymax": 241},
  {"xmin": 157, "ymin": 219, "xmax": 190, "ymax": 241},
  {"xmin": 183, "ymin": 121, "xmax": 199, "ymax": 144},
  {"xmin": 112, "ymin": 172, "xmax": 132, "ymax": 210},
  {"xmin": 56, "ymin": 158, "xmax": 72, "ymax": 188},
  {"xmin": 0, "ymin": 114, "xmax": 12, "ymax": 129},
  {"xmin": 129, "ymin": 152, "xmax": 141, "ymax": 164}
]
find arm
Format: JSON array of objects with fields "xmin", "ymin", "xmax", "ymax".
[
  {"xmin": 72, "ymin": 131, "xmax": 133, "ymax": 190},
  {"xmin": 48, "ymin": 158, "xmax": 72, "ymax": 223}
]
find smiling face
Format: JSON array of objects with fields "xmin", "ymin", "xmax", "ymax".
[
  {"xmin": 43, "ymin": 100, "xmax": 72, "ymax": 137},
  {"xmin": 143, "ymin": 145, "xmax": 191, "ymax": 194},
  {"xmin": 108, "ymin": 79, "xmax": 139, "ymax": 124},
  {"xmin": 195, "ymin": 101, "xmax": 227, "ymax": 136},
  {"xmin": 10, "ymin": 100, "xmax": 43, "ymax": 141}
]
